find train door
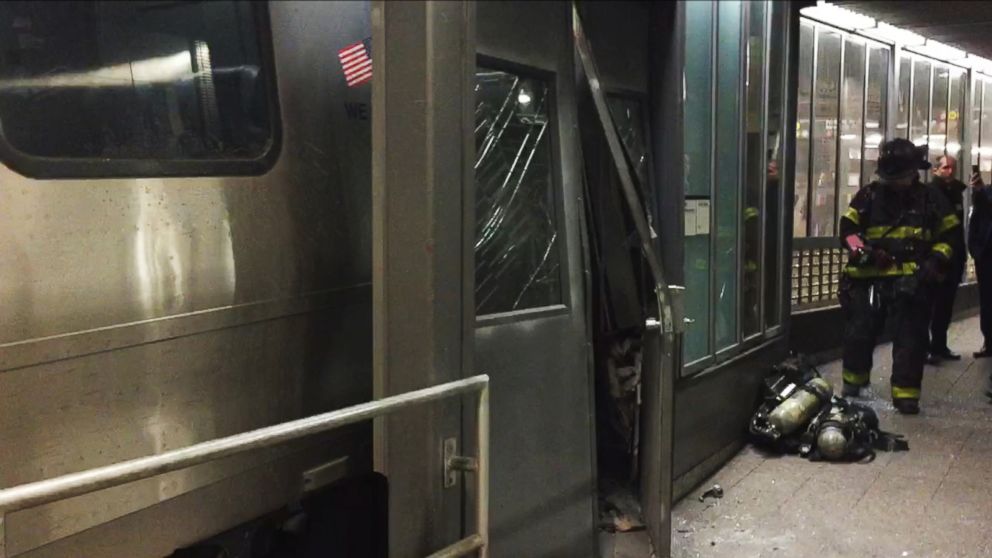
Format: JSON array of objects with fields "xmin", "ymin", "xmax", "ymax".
[{"xmin": 472, "ymin": 2, "xmax": 598, "ymax": 556}]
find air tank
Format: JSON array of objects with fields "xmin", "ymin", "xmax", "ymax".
[
  {"xmin": 767, "ymin": 377, "xmax": 833, "ymax": 436},
  {"xmin": 817, "ymin": 423, "xmax": 849, "ymax": 460}
]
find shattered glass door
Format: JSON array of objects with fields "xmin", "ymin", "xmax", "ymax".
[{"xmin": 474, "ymin": 68, "xmax": 562, "ymax": 315}]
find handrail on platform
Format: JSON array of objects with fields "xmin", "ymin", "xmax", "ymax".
[{"xmin": 0, "ymin": 374, "xmax": 491, "ymax": 558}]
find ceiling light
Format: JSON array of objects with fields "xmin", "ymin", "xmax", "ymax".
[
  {"xmin": 965, "ymin": 55, "xmax": 992, "ymax": 75},
  {"xmin": 800, "ymin": 2, "xmax": 875, "ymax": 31},
  {"xmin": 907, "ymin": 39, "xmax": 966, "ymax": 62},
  {"xmin": 859, "ymin": 22, "xmax": 925, "ymax": 46}
]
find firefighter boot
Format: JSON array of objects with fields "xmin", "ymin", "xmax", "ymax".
[
  {"xmin": 893, "ymin": 398, "xmax": 920, "ymax": 415},
  {"xmin": 842, "ymin": 383, "xmax": 863, "ymax": 398},
  {"xmin": 841, "ymin": 369, "xmax": 870, "ymax": 398}
]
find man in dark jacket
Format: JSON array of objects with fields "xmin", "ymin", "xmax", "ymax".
[
  {"xmin": 838, "ymin": 139, "xmax": 960, "ymax": 415},
  {"xmin": 927, "ymin": 155, "xmax": 967, "ymax": 363},
  {"xmin": 969, "ymin": 168, "xmax": 992, "ymax": 358}
]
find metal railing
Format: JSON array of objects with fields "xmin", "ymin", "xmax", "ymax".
[{"xmin": 0, "ymin": 375, "xmax": 491, "ymax": 558}]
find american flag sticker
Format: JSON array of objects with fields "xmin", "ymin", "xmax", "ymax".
[{"xmin": 338, "ymin": 37, "xmax": 372, "ymax": 87}]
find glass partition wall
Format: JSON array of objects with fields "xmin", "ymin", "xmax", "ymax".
[
  {"xmin": 792, "ymin": 16, "xmax": 977, "ymax": 310},
  {"xmin": 683, "ymin": 0, "xmax": 789, "ymax": 372}
]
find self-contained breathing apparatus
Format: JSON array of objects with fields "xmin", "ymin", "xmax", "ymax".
[{"xmin": 748, "ymin": 357, "xmax": 909, "ymax": 462}]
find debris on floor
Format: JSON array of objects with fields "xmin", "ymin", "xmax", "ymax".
[
  {"xmin": 698, "ymin": 484, "xmax": 723, "ymax": 502},
  {"xmin": 598, "ymin": 479, "xmax": 645, "ymax": 533},
  {"xmin": 674, "ymin": 317, "xmax": 992, "ymax": 557},
  {"xmin": 748, "ymin": 355, "xmax": 909, "ymax": 462}
]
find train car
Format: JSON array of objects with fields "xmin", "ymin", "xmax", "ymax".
[
  {"xmin": 0, "ymin": 1, "xmax": 380, "ymax": 556},
  {"xmin": 0, "ymin": 1, "xmax": 800, "ymax": 557}
]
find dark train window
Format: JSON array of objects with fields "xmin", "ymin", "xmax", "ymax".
[
  {"xmin": 474, "ymin": 68, "xmax": 562, "ymax": 316},
  {"xmin": 0, "ymin": 1, "xmax": 277, "ymax": 177}
]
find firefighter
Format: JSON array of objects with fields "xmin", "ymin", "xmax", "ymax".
[{"xmin": 838, "ymin": 138, "xmax": 961, "ymax": 415}]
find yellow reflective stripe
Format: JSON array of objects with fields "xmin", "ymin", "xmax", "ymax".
[
  {"xmin": 744, "ymin": 206, "xmax": 759, "ymax": 220},
  {"xmin": 892, "ymin": 386, "xmax": 921, "ymax": 400},
  {"xmin": 844, "ymin": 262, "xmax": 918, "ymax": 278},
  {"xmin": 865, "ymin": 226, "xmax": 924, "ymax": 240},
  {"xmin": 938, "ymin": 213, "xmax": 961, "ymax": 234},
  {"xmin": 932, "ymin": 242, "xmax": 953, "ymax": 259},
  {"xmin": 842, "ymin": 207, "xmax": 860, "ymax": 225},
  {"xmin": 843, "ymin": 369, "xmax": 869, "ymax": 386}
]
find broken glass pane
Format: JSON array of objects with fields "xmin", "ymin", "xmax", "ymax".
[{"xmin": 474, "ymin": 68, "xmax": 562, "ymax": 315}]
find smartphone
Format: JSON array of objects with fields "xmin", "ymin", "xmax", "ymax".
[{"xmin": 974, "ymin": 164, "xmax": 981, "ymax": 175}]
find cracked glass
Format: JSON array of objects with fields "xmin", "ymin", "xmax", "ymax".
[{"xmin": 474, "ymin": 68, "xmax": 562, "ymax": 315}]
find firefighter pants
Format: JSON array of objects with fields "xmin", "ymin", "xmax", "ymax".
[{"xmin": 840, "ymin": 276, "xmax": 929, "ymax": 401}]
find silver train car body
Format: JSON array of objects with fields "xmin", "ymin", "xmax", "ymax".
[{"xmin": 0, "ymin": 2, "xmax": 375, "ymax": 556}]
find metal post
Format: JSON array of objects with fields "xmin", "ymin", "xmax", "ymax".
[
  {"xmin": 372, "ymin": 0, "xmax": 475, "ymax": 555},
  {"xmin": 476, "ymin": 383, "xmax": 490, "ymax": 558}
]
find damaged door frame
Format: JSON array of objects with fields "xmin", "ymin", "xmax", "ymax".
[{"xmin": 572, "ymin": 4, "xmax": 682, "ymax": 556}]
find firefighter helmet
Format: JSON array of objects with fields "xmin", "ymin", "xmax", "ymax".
[{"xmin": 877, "ymin": 138, "xmax": 931, "ymax": 180}]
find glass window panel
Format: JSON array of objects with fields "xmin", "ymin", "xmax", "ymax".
[
  {"xmin": 910, "ymin": 58, "xmax": 931, "ymax": 153},
  {"xmin": 474, "ymin": 69, "xmax": 562, "ymax": 315},
  {"xmin": 947, "ymin": 68, "xmax": 964, "ymax": 167},
  {"xmin": 837, "ymin": 38, "xmax": 864, "ymax": 224},
  {"xmin": 685, "ymin": 1, "xmax": 714, "ymax": 198},
  {"xmin": 930, "ymin": 64, "xmax": 949, "ymax": 170},
  {"xmin": 766, "ymin": 0, "xmax": 786, "ymax": 329},
  {"xmin": 897, "ymin": 54, "xmax": 911, "ymax": 139},
  {"xmin": 794, "ymin": 21, "xmax": 814, "ymax": 238},
  {"xmin": 715, "ymin": 0, "xmax": 741, "ymax": 350},
  {"xmin": 810, "ymin": 28, "xmax": 841, "ymax": 237},
  {"xmin": 742, "ymin": 0, "xmax": 765, "ymax": 337},
  {"xmin": 682, "ymin": 0, "xmax": 714, "ymax": 363},
  {"xmin": 0, "ymin": 1, "xmax": 275, "ymax": 164},
  {"xmin": 982, "ymin": 80, "xmax": 992, "ymax": 183},
  {"xmin": 862, "ymin": 45, "xmax": 887, "ymax": 182}
]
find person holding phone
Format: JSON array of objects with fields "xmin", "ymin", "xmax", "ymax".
[
  {"xmin": 926, "ymin": 155, "xmax": 968, "ymax": 363},
  {"xmin": 838, "ymin": 139, "xmax": 960, "ymax": 414},
  {"xmin": 968, "ymin": 163, "xmax": 992, "ymax": 359}
]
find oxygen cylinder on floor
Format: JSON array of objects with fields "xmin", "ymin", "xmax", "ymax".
[
  {"xmin": 767, "ymin": 377, "xmax": 833, "ymax": 436},
  {"xmin": 816, "ymin": 421, "xmax": 849, "ymax": 460}
]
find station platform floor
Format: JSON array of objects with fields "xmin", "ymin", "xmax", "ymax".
[{"xmin": 671, "ymin": 314, "xmax": 992, "ymax": 558}]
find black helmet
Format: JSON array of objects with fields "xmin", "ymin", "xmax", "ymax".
[{"xmin": 877, "ymin": 138, "xmax": 931, "ymax": 181}]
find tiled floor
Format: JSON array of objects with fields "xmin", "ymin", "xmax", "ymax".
[{"xmin": 672, "ymin": 315, "xmax": 992, "ymax": 558}]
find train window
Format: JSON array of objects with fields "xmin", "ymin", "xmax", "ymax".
[
  {"xmin": 474, "ymin": 68, "xmax": 562, "ymax": 316},
  {"xmin": 0, "ymin": 0, "xmax": 278, "ymax": 177}
]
